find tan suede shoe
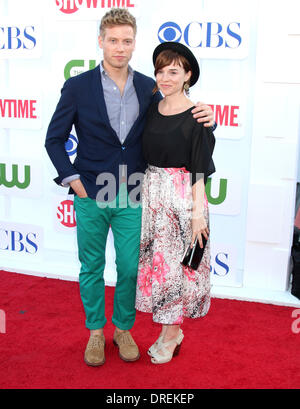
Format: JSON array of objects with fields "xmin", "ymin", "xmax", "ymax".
[
  {"xmin": 84, "ymin": 334, "xmax": 105, "ymax": 366},
  {"xmin": 113, "ymin": 330, "xmax": 140, "ymax": 362}
]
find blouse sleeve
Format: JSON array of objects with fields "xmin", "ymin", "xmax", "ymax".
[{"xmin": 188, "ymin": 124, "xmax": 216, "ymax": 185}]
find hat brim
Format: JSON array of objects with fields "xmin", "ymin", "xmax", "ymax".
[{"xmin": 152, "ymin": 42, "xmax": 200, "ymax": 87}]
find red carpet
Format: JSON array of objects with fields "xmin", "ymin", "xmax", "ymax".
[{"xmin": 0, "ymin": 269, "xmax": 299, "ymax": 389}]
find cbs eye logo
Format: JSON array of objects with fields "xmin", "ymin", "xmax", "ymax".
[
  {"xmin": 157, "ymin": 21, "xmax": 243, "ymax": 49},
  {"xmin": 65, "ymin": 133, "xmax": 78, "ymax": 156},
  {"xmin": 158, "ymin": 22, "xmax": 182, "ymax": 43}
]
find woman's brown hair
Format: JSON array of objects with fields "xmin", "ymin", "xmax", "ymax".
[{"xmin": 152, "ymin": 49, "xmax": 192, "ymax": 94}]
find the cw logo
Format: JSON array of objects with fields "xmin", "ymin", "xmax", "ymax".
[
  {"xmin": 206, "ymin": 178, "xmax": 227, "ymax": 205},
  {"xmin": 64, "ymin": 59, "xmax": 96, "ymax": 80},
  {"xmin": 0, "ymin": 163, "xmax": 31, "ymax": 189}
]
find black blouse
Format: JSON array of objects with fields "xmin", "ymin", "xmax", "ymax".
[{"xmin": 142, "ymin": 101, "xmax": 216, "ymax": 184}]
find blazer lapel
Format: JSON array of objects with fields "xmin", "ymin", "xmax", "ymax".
[
  {"xmin": 91, "ymin": 66, "xmax": 120, "ymax": 143},
  {"xmin": 133, "ymin": 73, "xmax": 147, "ymax": 118},
  {"xmin": 123, "ymin": 72, "xmax": 147, "ymax": 143}
]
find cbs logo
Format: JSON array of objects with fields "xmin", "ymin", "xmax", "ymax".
[{"xmin": 158, "ymin": 21, "xmax": 242, "ymax": 49}]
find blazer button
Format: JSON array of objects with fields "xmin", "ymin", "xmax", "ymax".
[{"xmin": 122, "ymin": 146, "xmax": 126, "ymax": 150}]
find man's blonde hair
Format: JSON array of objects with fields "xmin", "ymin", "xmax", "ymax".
[{"xmin": 99, "ymin": 8, "xmax": 137, "ymax": 37}]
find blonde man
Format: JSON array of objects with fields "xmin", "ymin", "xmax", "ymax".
[{"xmin": 45, "ymin": 8, "xmax": 215, "ymax": 366}]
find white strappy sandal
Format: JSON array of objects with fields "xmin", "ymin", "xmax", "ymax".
[
  {"xmin": 150, "ymin": 329, "xmax": 184, "ymax": 364},
  {"xmin": 147, "ymin": 334, "xmax": 163, "ymax": 356}
]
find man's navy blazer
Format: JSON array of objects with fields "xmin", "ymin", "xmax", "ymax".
[{"xmin": 45, "ymin": 65, "xmax": 161, "ymax": 199}]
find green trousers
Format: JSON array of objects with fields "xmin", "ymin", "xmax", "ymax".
[{"xmin": 74, "ymin": 186, "xmax": 142, "ymax": 330}]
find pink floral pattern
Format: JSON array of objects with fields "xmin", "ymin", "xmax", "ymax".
[
  {"xmin": 137, "ymin": 252, "xmax": 169, "ymax": 296},
  {"xmin": 183, "ymin": 265, "xmax": 197, "ymax": 282},
  {"xmin": 152, "ymin": 252, "xmax": 169, "ymax": 284},
  {"xmin": 173, "ymin": 315, "xmax": 184, "ymax": 325},
  {"xmin": 165, "ymin": 167, "xmax": 190, "ymax": 199},
  {"xmin": 137, "ymin": 265, "xmax": 152, "ymax": 297}
]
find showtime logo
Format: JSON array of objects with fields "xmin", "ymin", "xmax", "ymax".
[
  {"xmin": 198, "ymin": 94, "xmax": 244, "ymax": 139},
  {"xmin": 57, "ymin": 200, "xmax": 76, "ymax": 228},
  {"xmin": 0, "ymin": 99, "xmax": 37, "ymax": 119},
  {"xmin": 208, "ymin": 104, "xmax": 240, "ymax": 127},
  {"xmin": 0, "ymin": 93, "xmax": 41, "ymax": 129},
  {"xmin": 55, "ymin": 0, "xmax": 135, "ymax": 14}
]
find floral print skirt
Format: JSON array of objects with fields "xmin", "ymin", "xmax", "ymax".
[{"xmin": 135, "ymin": 166, "xmax": 211, "ymax": 325}]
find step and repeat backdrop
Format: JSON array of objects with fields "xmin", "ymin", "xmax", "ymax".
[{"xmin": 1, "ymin": 0, "xmax": 300, "ymax": 301}]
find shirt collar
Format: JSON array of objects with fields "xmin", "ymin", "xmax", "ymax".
[{"xmin": 100, "ymin": 60, "xmax": 134, "ymax": 79}]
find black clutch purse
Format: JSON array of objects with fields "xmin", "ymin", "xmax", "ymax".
[{"xmin": 181, "ymin": 236, "xmax": 207, "ymax": 270}]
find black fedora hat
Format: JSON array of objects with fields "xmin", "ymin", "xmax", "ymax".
[{"xmin": 152, "ymin": 41, "xmax": 200, "ymax": 87}]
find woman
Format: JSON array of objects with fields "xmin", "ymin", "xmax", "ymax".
[{"xmin": 135, "ymin": 41, "xmax": 216, "ymax": 364}]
